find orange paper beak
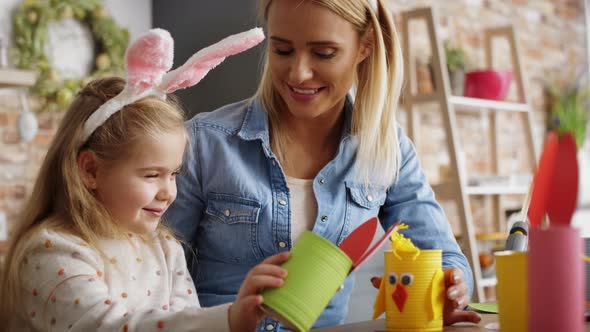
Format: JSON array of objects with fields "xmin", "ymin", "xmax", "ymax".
[{"xmin": 392, "ymin": 283, "xmax": 408, "ymax": 312}]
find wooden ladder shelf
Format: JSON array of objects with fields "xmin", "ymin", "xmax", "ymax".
[{"xmin": 399, "ymin": 7, "xmax": 538, "ymax": 302}]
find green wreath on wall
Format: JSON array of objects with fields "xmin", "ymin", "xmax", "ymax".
[{"xmin": 12, "ymin": 0, "xmax": 129, "ymax": 112}]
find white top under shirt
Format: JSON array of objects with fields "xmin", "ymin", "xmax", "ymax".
[{"xmin": 285, "ymin": 176, "xmax": 318, "ymax": 243}]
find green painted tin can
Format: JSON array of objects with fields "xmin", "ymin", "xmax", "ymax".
[{"xmin": 261, "ymin": 231, "xmax": 352, "ymax": 331}]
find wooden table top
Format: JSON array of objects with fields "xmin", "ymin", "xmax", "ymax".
[{"xmin": 312, "ymin": 314, "xmax": 590, "ymax": 331}]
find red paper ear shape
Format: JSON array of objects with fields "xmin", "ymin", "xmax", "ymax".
[
  {"xmin": 125, "ymin": 28, "xmax": 174, "ymax": 94},
  {"xmin": 528, "ymin": 131, "xmax": 559, "ymax": 227},
  {"xmin": 339, "ymin": 217, "xmax": 378, "ymax": 264},
  {"xmin": 339, "ymin": 217, "xmax": 400, "ymax": 272},
  {"xmin": 546, "ymin": 132, "xmax": 579, "ymax": 225},
  {"xmin": 528, "ymin": 131, "xmax": 580, "ymax": 227}
]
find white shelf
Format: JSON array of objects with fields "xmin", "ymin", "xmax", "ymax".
[
  {"xmin": 465, "ymin": 185, "xmax": 529, "ymax": 195},
  {"xmin": 449, "ymin": 96, "xmax": 530, "ymax": 113},
  {"xmin": 0, "ymin": 68, "xmax": 37, "ymax": 88},
  {"xmin": 479, "ymin": 277, "xmax": 497, "ymax": 287},
  {"xmin": 404, "ymin": 93, "xmax": 530, "ymax": 113},
  {"xmin": 432, "ymin": 182, "xmax": 528, "ymax": 197}
]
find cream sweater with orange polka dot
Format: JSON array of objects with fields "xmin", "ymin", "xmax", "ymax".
[{"xmin": 14, "ymin": 228, "xmax": 231, "ymax": 331}]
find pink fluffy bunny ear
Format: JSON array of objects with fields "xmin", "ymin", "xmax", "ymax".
[
  {"xmin": 125, "ymin": 28, "xmax": 174, "ymax": 94},
  {"xmin": 81, "ymin": 28, "xmax": 174, "ymax": 143},
  {"xmin": 80, "ymin": 27, "xmax": 264, "ymax": 146},
  {"xmin": 159, "ymin": 27, "xmax": 265, "ymax": 93}
]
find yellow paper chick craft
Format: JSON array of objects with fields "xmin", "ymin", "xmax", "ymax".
[{"xmin": 372, "ymin": 224, "xmax": 445, "ymax": 332}]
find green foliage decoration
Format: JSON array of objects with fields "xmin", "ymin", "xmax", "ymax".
[
  {"xmin": 548, "ymin": 84, "xmax": 588, "ymax": 150},
  {"xmin": 444, "ymin": 41, "xmax": 470, "ymax": 73},
  {"xmin": 12, "ymin": 0, "xmax": 129, "ymax": 112}
]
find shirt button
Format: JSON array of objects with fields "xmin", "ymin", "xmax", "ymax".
[
  {"xmin": 319, "ymin": 178, "xmax": 325, "ymax": 185},
  {"xmin": 265, "ymin": 324, "xmax": 274, "ymax": 331},
  {"xmin": 278, "ymin": 241, "xmax": 287, "ymax": 248},
  {"xmin": 272, "ymin": 160, "xmax": 276, "ymax": 166},
  {"xmin": 321, "ymin": 215, "xmax": 328, "ymax": 222},
  {"xmin": 224, "ymin": 209, "xmax": 231, "ymax": 217},
  {"xmin": 279, "ymin": 199, "xmax": 287, "ymax": 206},
  {"xmin": 367, "ymin": 194, "xmax": 373, "ymax": 202}
]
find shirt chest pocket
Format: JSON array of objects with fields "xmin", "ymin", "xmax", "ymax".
[
  {"xmin": 339, "ymin": 182, "xmax": 386, "ymax": 244},
  {"xmin": 199, "ymin": 193, "xmax": 263, "ymax": 263},
  {"xmin": 347, "ymin": 182, "xmax": 386, "ymax": 209},
  {"xmin": 206, "ymin": 194, "xmax": 260, "ymax": 224}
]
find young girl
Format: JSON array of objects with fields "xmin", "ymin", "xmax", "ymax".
[{"xmin": 0, "ymin": 28, "xmax": 288, "ymax": 331}]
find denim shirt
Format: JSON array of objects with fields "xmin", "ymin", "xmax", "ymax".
[{"xmin": 165, "ymin": 96, "xmax": 473, "ymax": 331}]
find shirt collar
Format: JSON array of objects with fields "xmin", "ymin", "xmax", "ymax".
[{"xmin": 237, "ymin": 97, "xmax": 270, "ymax": 143}]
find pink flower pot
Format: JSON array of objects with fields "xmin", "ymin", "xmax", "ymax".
[{"xmin": 463, "ymin": 70, "xmax": 512, "ymax": 101}]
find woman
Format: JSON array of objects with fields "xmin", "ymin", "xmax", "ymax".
[{"xmin": 166, "ymin": 0, "xmax": 481, "ymax": 330}]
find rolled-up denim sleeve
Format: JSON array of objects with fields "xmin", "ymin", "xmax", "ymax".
[
  {"xmin": 165, "ymin": 119, "xmax": 205, "ymax": 252},
  {"xmin": 378, "ymin": 126, "xmax": 474, "ymax": 297}
]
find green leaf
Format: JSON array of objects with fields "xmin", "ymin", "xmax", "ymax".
[{"xmin": 549, "ymin": 85, "xmax": 589, "ymax": 149}]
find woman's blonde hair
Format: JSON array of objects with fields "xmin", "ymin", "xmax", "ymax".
[
  {"xmin": 257, "ymin": 0, "xmax": 404, "ymax": 188},
  {"xmin": 0, "ymin": 76, "xmax": 187, "ymax": 323}
]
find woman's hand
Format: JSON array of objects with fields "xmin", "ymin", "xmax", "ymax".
[
  {"xmin": 370, "ymin": 268, "xmax": 481, "ymax": 326},
  {"xmin": 443, "ymin": 268, "xmax": 481, "ymax": 325},
  {"xmin": 229, "ymin": 252, "xmax": 290, "ymax": 332}
]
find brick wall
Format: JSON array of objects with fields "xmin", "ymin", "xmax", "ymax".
[
  {"xmin": 0, "ymin": 0, "xmax": 149, "ymax": 244},
  {"xmin": 391, "ymin": 0, "xmax": 588, "ymax": 234},
  {"xmin": 0, "ymin": 94, "xmax": 61, "ymax": 240},
  {"xmin": 0, "ymin": 0, "xmax": 587, "ymax": 240}
]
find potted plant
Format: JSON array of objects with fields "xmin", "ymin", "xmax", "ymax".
[{"xmin": 444, "ymin": 41, "xmax": 471, "ymax": 96}]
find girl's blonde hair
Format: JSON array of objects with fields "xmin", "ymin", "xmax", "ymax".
[
  {"xmin": 257, "ymin": 0, "xmax": 404, "ymax": 188},
  {"xmin": 0, "ymin": 76, "xmax": 187, "ymax": 323}
]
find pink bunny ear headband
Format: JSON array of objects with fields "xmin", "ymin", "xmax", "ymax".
[{"xmin": 80, "ymin": 27, "xmax": 265, "ymax": 144}]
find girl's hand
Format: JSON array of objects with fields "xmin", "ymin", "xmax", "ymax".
[
  {"xmin": 229, "ymin": 252, "xmax": 290, "ymax": 332},
  {"xmin": 369, "ymin": 268, "xmax": 481, "ymax": 326}
]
